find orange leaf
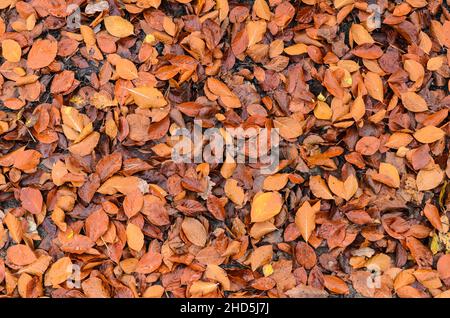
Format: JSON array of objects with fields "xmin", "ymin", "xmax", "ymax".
[
  {"xmin": 126, "ymin": 223, "xmax": 144, "ymax": 251},
  {"xmin": 295, "ymin": 201, "xmax": 317, "ymax": 242},
  {"xmin": 44, "ymin": 257, "xmax": 73, "ymax": 287},
  {"xmin": 104, "ymin": 16, "xmax": 134, "ymax": 38},
  {"xmin": 413, "ymin": 126, "xmax": 445, "ymax": 144},
  {"xmin": 6, "ymin": 244, "xmax": 36, "ymax": 266},
  {"xmin": 181, "ymin": 217, "xmax": 207, "ymax": 247},
  {"xmin": 27, "ymin": 39, "xmax": 57, "ymax": 69},
  {"xmin": 250, "ymin": 191, "xmax": 283, "ymax": 222},
  {"xmin": 423, "ymin": 202, "xmax": 442, "ymax": 231}
]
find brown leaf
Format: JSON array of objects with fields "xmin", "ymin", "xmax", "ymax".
[
  {"xmin": 413, "ymin": 126, "xmax": 445, "ymax": 144},
  {"xmin": 82, "ymin": 277, "xmax": 110, "ymax": 298},
  {"xmin": 323, "ymin": 275, "xmax": 349, "ymax": 295},
  {"xmin": 309, "ymin": 176, "xmax": 333, "ymax": 200},
  {"xmin": 364, "ymin": 72, "xmax": 384, "ymax": 102},
  {"xmin": 123, "ymin": 189, "xmax": 144, "ymax": 218},
  {"xmin": 2, "ymin": 39, "xmax": 21, "ymax": 62},
  {"xmin": 205, "ymin": 264, "xmax": 231, "ymax": 290},
  {"xmin": 85, "ymin": 208, "xmax": 109, "ymax": 242},
  {"xmin": 355, "ymin": 136, "xmax": 380, "ymax": 156},
  {"xmin": 181, "ymin": 217, "xmax": 207, "ymax": 247},
  {"xmin": 68, "ymin": 132, "xmax": 100, "ymax": 157},
  {"xmin": 135, "ymin": 251, "xmax": 163, "ymax": 274},
  {"xmin": 20, "ymin": 187, "xmax": 43, "ymax": 215},
  {"xmin": 405, "ymin": 237, "xmax": 433, "ymax": 268},
  {"xmin": 273, "ymin": 117, "xmax": 302, "ymax": 139}
]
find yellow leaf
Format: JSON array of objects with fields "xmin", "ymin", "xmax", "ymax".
[{"xmin": 262, "ymin": 264, "xmax": 273, "ymax": 276}]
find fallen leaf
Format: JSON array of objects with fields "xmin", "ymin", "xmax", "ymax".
[
  {"xmin": 104, "ymin": 16, "xmax": 134, "ymax": 38},
  {"xmin": 126, "ymin": 223, "xmax": 144, "ymax": 251},
  {"xmin": 6, "ymin": 244, "xmax": 37, "ymax": 266},
  {"xmin": 251, "ymin": 192, "xmax": 283, "ymax": 222},
  {"xmin": 44, "ymin": 257, "xmax": 73, "ymax": 287},
  {"xmin": 181, "ymin": 217, "xmax": 207, "ymax": 247},
  {"xmin": 20, "ymin": 187, "xmax": 43, "ymax": 215},
  {"xmin": 414, "ymin": 126, "xmax": 445, "ymax": 144},
  {"xmin": 295, "ymin": 201, "xmax": 317, "ymax": 243}
]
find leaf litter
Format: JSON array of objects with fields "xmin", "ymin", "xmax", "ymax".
[{"xmin": 0, "ymin": 0, "xmax": 449, "ymax": 299}]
